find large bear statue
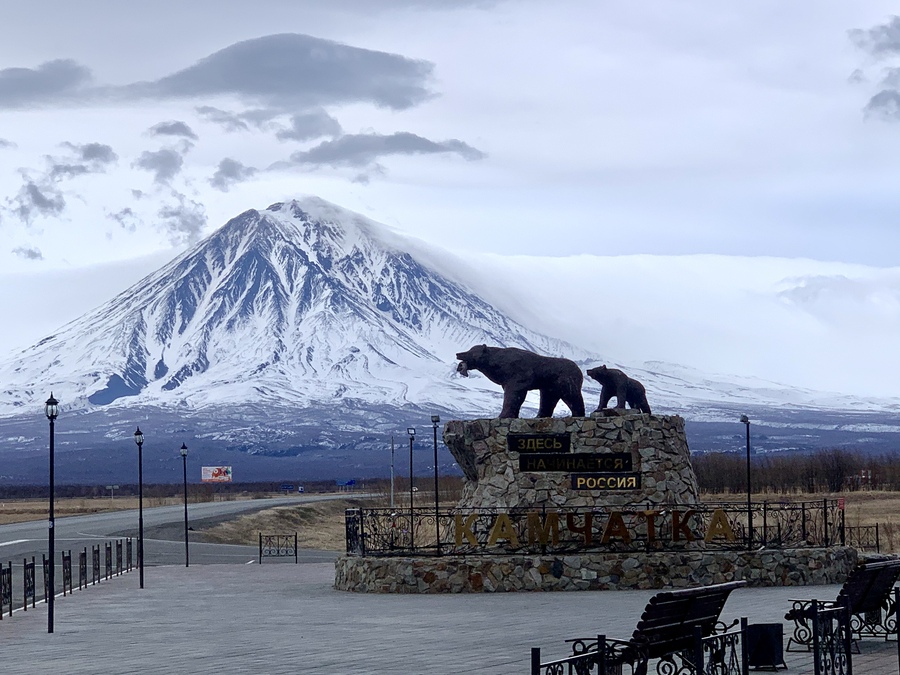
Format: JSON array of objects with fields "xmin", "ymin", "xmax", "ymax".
[
  {"xmin": 585, "ymin": 365, "xmax": 651, "ymax": 414},
  {"xmin": 455, "ymin": 344, "xmax": 585, "ymax": 418}
]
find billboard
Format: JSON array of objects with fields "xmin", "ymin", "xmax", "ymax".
[{"xmin": 201, "ymin": 466, "xmax": 233, "ymax": 483}]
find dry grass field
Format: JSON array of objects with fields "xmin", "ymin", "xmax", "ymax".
[
  {"xmin": 0, "ymin": 496, "xmax": 189, "ymax": 525},
  {"xmin": 200, "ymin": 498, "xmax": 372, "ymax": 551},
  {"xmin": 6, "ymin": 489, "xmax": 900, "ymax": 552},
  {"xmin": 0, "ymin": 494, "xmax": 260, "ymax": 526}
]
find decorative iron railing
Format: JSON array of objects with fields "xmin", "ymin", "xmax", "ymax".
[
  {"xmin": 41, "ymin": 554, "xmax": 49, "ymax": 603},
  {"xmin": 844, "ymin": 525, "xmax": 879, "ymax": 553},
  {"xmin": 92, "ymin": 545, "xmax": 100, "ymax": 584},
  {"xmin": 258, "ymin": 533, "xmax": 299, "ymax": 564},
  {"xmin": 346, "ymin": 500, "xmax": 846, "ymax": 557},
  {"xmin": 531, "ymin": 621, "xmax": 748, "ymax": 675},
  {"xmin": 104, "ymin": 542, "xmax": 112, "ymax": 580},
  {"xmin": 79, "ymin": 548, "xmax": 87, "ymax": 590},
  {"xmin": 62, "ymin": 550, "xmax": 72, "ymax": 596},
  {"xmin": 23, "ymin": 557, "xmax": 35, "ymax": 611},
  {"xmin": 0, "ymin": 562, "xmax": 11, "ymax": 619},
  {"xmin": 0, "ymin": 540, "xmax": 134, "ymax": 629},
  {"xmin": 812, "ymin": 599, "xmax": 853, "ymax": 675}
]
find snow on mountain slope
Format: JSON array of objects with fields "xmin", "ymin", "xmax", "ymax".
[
  {"xmin": 3, "ymin": 196, "xmax": 897, "ymax": 427},
  {"xmin": 0, "ymin": 198, "xmax": 590, "ymax": 416}
]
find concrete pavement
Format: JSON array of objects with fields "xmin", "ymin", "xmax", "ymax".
[{"xmin": 2, "ymin": 562, "xmax": 899, "ymax": 674}]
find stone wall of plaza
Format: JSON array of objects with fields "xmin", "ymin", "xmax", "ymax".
[{"xmin": 333, "ymin": 547, "xmax": 858, "ymax": 593}]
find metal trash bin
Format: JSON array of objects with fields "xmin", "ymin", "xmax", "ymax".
[{"xmin": 746, "ymin": 623, "xmax": 787, "ymax": 670}]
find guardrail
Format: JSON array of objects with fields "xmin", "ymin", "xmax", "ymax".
[{"xmin": 0, "ymin": 538, "xmax": 133, "ymax": 625}]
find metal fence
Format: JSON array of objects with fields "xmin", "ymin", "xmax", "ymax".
[
  {"xmin": 0, "ymin": 538, "xmax": 133, "ymax": 627},
  {"xmin": 845, "ymin": 525, "xmax": 879, "ymax": 552},
  {"xmin": 258, "ymin": 533, "xmax": 299, "ymax": 564},
  {"xmin": 346, "ymin": 500, "xmax": 846, "ymax": 557}
]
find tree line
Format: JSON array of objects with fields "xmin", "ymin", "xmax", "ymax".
[{"xmin": 693, "ymin": 449, "xmax": 900, "ymax": 494}]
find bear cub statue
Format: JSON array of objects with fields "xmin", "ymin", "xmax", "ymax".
[
  {"xmin": 586, "ymin": 365, "xmax": 651, "ymax": 415},
  {"xmin": 455, "ymin": 344, "xmax": 585, "ymax": 419}
]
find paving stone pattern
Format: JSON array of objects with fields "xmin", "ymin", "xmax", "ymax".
[{"xmin": 2, "ymin": 563, "xmax": 898, "ymax": 674}]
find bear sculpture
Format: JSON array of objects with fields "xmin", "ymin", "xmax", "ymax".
[
  {"xmin": 455, "ymin": 344, "xmax": 585, "ymax": 419},
  {"xmin": 586, "ymin": 365, "xmax": 651, "ymax": 414}
]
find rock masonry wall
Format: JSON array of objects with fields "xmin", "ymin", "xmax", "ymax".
[
  {"xmin": 443, "ymin": 410, "xmax": 698, "ymax": 510},
  {"xmin": 335, "ymin": 411, "xmax": 858, "ymax": 594},
  {"xmin": 334, "ymin": 547, "xmax": 858, "ymax": 593}
]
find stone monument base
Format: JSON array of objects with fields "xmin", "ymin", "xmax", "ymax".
[{"xmin": 334, "ymin": 547, "xmax": 857, "ymax": 593}]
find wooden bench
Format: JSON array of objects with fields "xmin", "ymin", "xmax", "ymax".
[
  {"xmin": 531, "ymin": 580, "xmax": 747, "ymax": 675},
  {"xmin": 785, "ymin": 558, "xmax": 900, "ymax": 651}
]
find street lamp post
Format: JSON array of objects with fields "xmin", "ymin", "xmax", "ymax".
[
  {"xmin": 431, "ymin": 415, "xmax": 441, "ymax": 555},
  {"xmin": 180, "ymin": 443, "xmax": 189, "ymax": 567},
  {"xmin": 740, "ymin": 414, "xmax": 752, "ymax": 549},
  {"xmin": 390, "ymin": 435, "xmax": 395, "ymax": 510},
  {"xmin": 45, "ymin": 393, "xmax": 58, "ymax": 634},
  {"xmin": 407, "ymin": 427, "xmax": 415, "ymax": 549},
  {"xmin": 134, "ymin": 427, "xmax": 144, "ymax": 589}
]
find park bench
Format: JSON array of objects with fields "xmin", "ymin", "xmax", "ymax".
[
  {"xmin": 785, "ymin": 558, "xmax": 900, "ymax": 651},
  {"xmin": 531, "ymin": 580, "xmax": 747, "ymax": 675}
]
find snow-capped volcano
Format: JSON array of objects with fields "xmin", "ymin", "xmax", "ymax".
[
  {"xmin": 2, "ymin": 197, "xmax": 900, "ymax": 484},
  {"xmin": 0, "ymin": 198, "xmax": 584, "ymax": 415}
]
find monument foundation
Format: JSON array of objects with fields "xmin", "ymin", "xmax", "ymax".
[{"xmin": 334, "ymin": 411, "xmax": 856, "ymax": 593}]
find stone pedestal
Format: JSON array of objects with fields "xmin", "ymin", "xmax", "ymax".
[
  {"xmin": 334, "ymin": 410, "xmax": 857, "ymax": 594},
  {"xmin": 443, "ymin": 410, "xmax": 699, "ymax": 510}
]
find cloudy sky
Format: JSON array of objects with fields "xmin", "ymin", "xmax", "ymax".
[{"xmin": 2, "ymin": 1, "xmax": 900, "ymax": 397}]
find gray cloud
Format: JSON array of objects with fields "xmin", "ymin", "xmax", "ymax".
[
  {"xmin": 11, "ymin": 182, "xmax": 65, "ymax": 223},
  {"xmin": 133, "ymin": 148, "xmax": 184, "ymax": 184},
  {"xmin": 0, "ymin": 138, "xmax": 16, "ymax": 149},
  {"xmin": 149, "ymin": 120, "xmax": 198, "ymax": 140},
  {"xmin": 49, "ymin": 163, "xmax": 91, "ymax": 180},
  {"xmin": 0, "ymin": 34, "xmax": 435, "ymax": 114},
  {"xmin": 12, "ymin": 245, "xmax": 43, "ymax": 260},
  {"xmin": 70, "ymin": 142, "xmax": 117, "ymax": 163},
  {"xmin": 0, "ymin": 59, "xmax": 92, "ymax": 108},
  {"xmin": 196, "ymin": 106, "xmax": 250, "ymax": 132},
  {"xmin": 210, "ymin": 158, "xmax": 257, "ymax": 191},
  {"xmin": 287, "ymin": 132, "xmax": 485, "ymax": 168},
  {"xmin": 140, "ymin": 34, "xmax": 434, "ymax": 110},
  {"xmin": 864, "ymin": 89, "xmax": 900, "ymax": 120},
  {"xmin": 108, "ymin": 207, "xmax": 140, "ymax": 233},
  {"xmin": 275, "ymin": 110, "xmax": 342, "ymax": 141},
  {"xmin": 850, "ymin": 16, "xmax": 900, "ymax": 57},
  {"xmin": 3, "ymin": 141, "xmax": 118, "ymax": 224},
  {"xmin": 157, "ymin": 195, "xmax": 206, "ymax": 245},
  {"xmin": 50, "ymin": 142, "xmax": 118, "ymax": 179}
]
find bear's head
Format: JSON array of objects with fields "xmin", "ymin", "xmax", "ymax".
[
  {"xmin": 586, "ymin": 365, "xmax": 608, "ymax": 382},
  {"xmin": 455, "ymin": 344, "xmax": 490, "ymax": 377}
]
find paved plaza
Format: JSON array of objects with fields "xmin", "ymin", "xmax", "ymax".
[{"xmin": 1, "ymin": 561, "xmax": 898, "ymax": 674}]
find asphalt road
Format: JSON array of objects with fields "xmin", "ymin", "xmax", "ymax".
[{"xmin": 0, "ymin": 494, "xmax": 342, "ymax": 608}]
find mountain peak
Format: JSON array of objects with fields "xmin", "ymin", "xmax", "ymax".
[{"xmin": 0, "ymin": 197, "xmax": 578, "ymax": 415}]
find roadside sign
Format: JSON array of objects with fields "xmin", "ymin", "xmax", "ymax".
[
  {"xmin": 202, "ymin": 466, "xmax": 233, "ymax": 483},
  {"xmin": 280, "ymin": 483, "xmax": 294, "ymax": 492}
]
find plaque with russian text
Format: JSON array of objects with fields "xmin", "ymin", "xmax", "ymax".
[
  {"xmin": 519, "ymin": 453, "xmax": 632, "ymax": 472},
  {"xmin": 508, "ymin": 434, "xmax": 570, "ymax": 453},
  {"xmin": 571, "ymin": 473, "xmax": 642, "ymax": 490}
]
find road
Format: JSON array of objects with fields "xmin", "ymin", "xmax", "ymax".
[{"xmin": 0, "ymin": 494, "xmax": 342, "ymax": 608}]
